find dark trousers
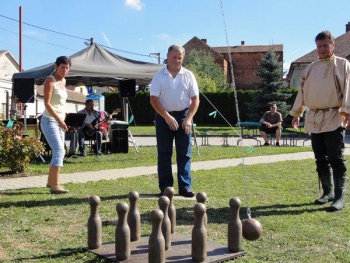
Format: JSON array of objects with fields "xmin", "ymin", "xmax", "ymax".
[
  {"xmin": 78, "ymin": 130, "xmax": 102, "ymax": 153},
  {"xmin": 155, "ymin": 112, "xmax": 192, "ymax": 192},
  {"xmin": 311, "ymin": 127, "xmax": 347, "ymax": 178}
]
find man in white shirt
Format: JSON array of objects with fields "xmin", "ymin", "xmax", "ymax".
[{"xmin": 150, "ymin": 45, "xmax": 200, "ymax": 198}]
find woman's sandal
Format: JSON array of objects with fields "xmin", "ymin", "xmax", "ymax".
[{"xmin": 50, "ymin": 185, "xmax": 69, "ymax": 194}]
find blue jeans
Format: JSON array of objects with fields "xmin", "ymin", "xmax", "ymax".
[
  {"xmin": 311, "ymin": 127, "xmax": 347, "ymax": 178},
  {"xmin": 155, "ymin": 112, "xmax": 192, "ymax": 192},
  {"xmin": 40, "ymin": 116, "xmax": 65, "ymax": 167}
]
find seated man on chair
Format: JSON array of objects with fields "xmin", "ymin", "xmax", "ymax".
[
  {"xmin": 259, "ymin": 103, "xmax": 283, "ymax": 146},
  {"xmin": 77, "ymin": 99, "xmax": 104, "ymax": 156}
]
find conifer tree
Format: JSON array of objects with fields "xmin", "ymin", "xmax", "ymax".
[{"xmin": 246, "ymin": 49, "xmax": 291, "ymax": 121}]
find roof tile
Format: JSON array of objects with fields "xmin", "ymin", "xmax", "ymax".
[{"xmin": 294, "ymin": 30, "xmax": 350, "ymax": 63}]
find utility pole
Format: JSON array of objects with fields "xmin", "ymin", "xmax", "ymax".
[
  {"xmin": 19, "ymin": 6, "xmax": 22, "ymax": 72},
  {"xmin": 150, "ymin": 53, "xmax": 160, "ymax": 64},
  {"xmin": 84, "ymin": 37, "xmax": 94, "ymax": 47}
]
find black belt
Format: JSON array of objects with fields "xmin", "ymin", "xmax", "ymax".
[{"xmin": 168, "ymin": 108, "xmax": 188, "ymax": 116}]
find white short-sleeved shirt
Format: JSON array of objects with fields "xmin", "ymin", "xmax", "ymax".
[
  {"xmin": 78, "ymin": 108, "xmax": 100, "ymax": 127},
  {"xmin": 150, "ymin": 67, "xmax": 199, "ymax": 111}
]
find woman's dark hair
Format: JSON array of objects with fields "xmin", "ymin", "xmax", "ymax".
[{"xmin": 55, "ymin": 56, "xmax": 71, "ymax": 66}]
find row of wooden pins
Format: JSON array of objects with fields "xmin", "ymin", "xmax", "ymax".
[{"xmin": 87, "ymin": 187, "xmax": 262, "ymax": 262}]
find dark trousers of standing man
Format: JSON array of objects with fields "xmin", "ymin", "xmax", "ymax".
[
  {"xmin": 311, "ymin": 127, "xmax": 347, "ymax": 210},
  {"xmin": 155, "ymin": 110, "xmax": 192, "ymax": 193}
]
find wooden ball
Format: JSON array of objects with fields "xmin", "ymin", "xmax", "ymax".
[
  {"xmin": 195, "ymin": 192, "xmax": 208, "ymax": 203},
  {"xmin": 88, "ymin": 195, "xmax": 101, "ymax": 205},
  {"xmin": 242, "ymin": 218, "xmax": 263, "ymax": 241},
  {"xmin": 128, "ymin": 190, "xmax": 139, "ymax": 201}
]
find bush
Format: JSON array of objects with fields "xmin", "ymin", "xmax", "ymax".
[{"xmin": 0, "ymin": 124, "xmax": 44, "ymax": 173}]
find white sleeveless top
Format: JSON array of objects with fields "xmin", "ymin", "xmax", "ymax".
[{"xmin": 43, "ymin": 76, "xmax": 68, "ymax": 120}]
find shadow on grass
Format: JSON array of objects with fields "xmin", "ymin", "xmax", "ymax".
[
  {"xmin": 103, "ymin": 202, "xmax": 322, "ymax": 228},
  {"xmin": 172, "ymin": 202, "xmax": 323, "ymax": 226},
  {"xmin": 247, "ymin": 202, "xmax": 324, "ymax": 217},
  {"xmin": 0, "ymin": 193, "xmax": 128, "ymax": 208},
  {"xmin": 0, "ymin": 170, "xmax": 15, "ymax": 176},
  {"xmin": 14, "ymin": 247, "xmax": 109, "ymax": 262}
]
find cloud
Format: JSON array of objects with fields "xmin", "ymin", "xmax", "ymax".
[
  {"xmin": 124, "ymin": 0, "xmax": 144, "ymax": 11},
  {"xmin": 24, "ymin": 29, "xmax": 46, "ymax": 39},
  {"xmin": 101, "ymin": 31, "xmax": 112, "ymax": 47},
  {"xmin": 155, "ymin": 33, "xmax": 170, "ymax": 41},
  {"xmin": 289, "ymin": 49, "xmax": 300, "ymax": 56}
]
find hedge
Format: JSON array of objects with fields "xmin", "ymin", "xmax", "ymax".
[{"xmin": 103, "ymin": 89, "xmax": 298, "ymax": 126}]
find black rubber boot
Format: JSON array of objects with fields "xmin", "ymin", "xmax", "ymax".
[
  {"xmin": 314, "ymin": 175, "xmax": 334, "ymax": 204},
  {"xmin": 328, "ymin": 175, "xmax": 346, "ymax": 212}
]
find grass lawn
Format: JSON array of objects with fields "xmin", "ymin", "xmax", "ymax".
[
  {"xmin": 1, "ymin": 145, "xmax": 312, "ymax": 176},
  {"xmin": 0, "ymin": 144, "xmax": 349, "ymax": 262}
]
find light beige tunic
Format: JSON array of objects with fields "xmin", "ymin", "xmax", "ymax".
[{"xmin": 289, "ymin": 55, "xmax": 350, "ymax": 133}]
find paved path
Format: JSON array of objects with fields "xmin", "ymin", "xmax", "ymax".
[
  {"xmin": 1, "ymin": 134, "xmax": 349, "ymax": 192},
  {"xmin": 2, "ymin": 149, "xmax": 350, "ymax": 192}
]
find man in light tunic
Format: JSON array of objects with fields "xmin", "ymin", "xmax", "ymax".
[{"xmin": 290, "ymin": 30, "xmax": 350, "ymax": 212}]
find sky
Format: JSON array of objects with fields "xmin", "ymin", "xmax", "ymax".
[{"xmin": 1, "ymin": 0, "xmax": 350, "ymax": 74}]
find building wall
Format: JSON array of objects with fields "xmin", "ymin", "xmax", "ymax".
[
  {"xmin": 228, "ymin": 51, "xmax": 284, "ymax": 90},
  {"xmin": 0, "ymin": 55, "xmax": 17, "ymax": 118},
  {"xmin": 289, "ymin": 64, "xmax": 308, "ymax": 88},
  {"xmin": 183, "ymin": 38, "xmax": 283, "ymax": 90}
]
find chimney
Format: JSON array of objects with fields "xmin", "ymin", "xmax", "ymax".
[
  {"xmin": 201, "ymin": 39, "xmax": 207, "ymax": 44},
  {"xmin": 346, "ymin": 22, "xmax": 350, "ymax": 33},
  {"xmin": 241, "ymin": 41, "xmax": 245, "ymax": 46}
]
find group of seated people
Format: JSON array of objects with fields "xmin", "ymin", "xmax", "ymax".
[{"xmin": 66, "ymin": 99, "xmax": 110, "ymax": 156}]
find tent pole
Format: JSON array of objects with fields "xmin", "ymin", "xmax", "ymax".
[{"xmin": 122, "ymin": 97, "xmax": 138, "ymax": 153}]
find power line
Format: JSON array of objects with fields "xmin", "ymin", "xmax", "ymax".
[
  {"xmin": 0, "ymin": 27, "xmax": 78, "ymax": 52},
  {"xmin": 0, "ymin": 14, "xmax": 89, "ymax": 41},
  {"xmin": 0, "ymin": 13, "xmax": 164, "ymax": 62},
  {"xmin": 99, "ymin": 43, "xmax": 154, "ymax": 58}
]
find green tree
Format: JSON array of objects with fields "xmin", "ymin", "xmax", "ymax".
[
  {"xmin": 246, "ymin": 49, "xmax": 292, "ymax": 121},
  {"xmin": 183, "ymin": 49, "xmax": 227, "ymax": 92}
]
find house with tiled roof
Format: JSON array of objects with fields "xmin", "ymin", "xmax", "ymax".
[
  {"xmin": 0, "ymin": 50, "xmax": 19, "ymax": 119},
  {"xmin": 287, "ymin": 22, "xmax": 350, "ymax": 88},
  {"xmin": 183, "ymin": 37, "xmax": 283, "ymax": 90}
]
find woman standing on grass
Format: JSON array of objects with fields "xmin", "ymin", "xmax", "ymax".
[{"xmin": 40, "ymin": 56, "xmax": 71, "ymax": 194}]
